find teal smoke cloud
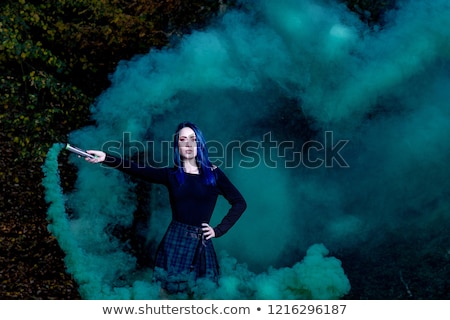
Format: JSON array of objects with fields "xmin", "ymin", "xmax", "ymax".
[{"xmin": 42, "ymin": 0, "xmax": 450, "ymax": 299}]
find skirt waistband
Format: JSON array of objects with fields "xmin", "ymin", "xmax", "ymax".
[{"xmin": 170, "ymin": 220, "xmax": 203, "ymax": 234}]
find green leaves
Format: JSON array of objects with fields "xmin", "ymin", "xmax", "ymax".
[{"xmin": 1, "ymin": 0, "xmax": 223, "ymax": 164}]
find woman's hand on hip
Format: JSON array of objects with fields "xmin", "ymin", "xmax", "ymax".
[{"xmin": 202, "ymin": 223, "xmax": 215, "ymax": 240}]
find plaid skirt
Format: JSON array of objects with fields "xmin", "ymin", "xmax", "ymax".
[{"xmin": 153, "ymin": 220, "xmax": 219, "ymax": 294}]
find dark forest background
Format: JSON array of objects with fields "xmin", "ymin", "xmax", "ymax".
[{"xmin": 1, "ymin": 0, "xmax": 425, "ymax": 299}]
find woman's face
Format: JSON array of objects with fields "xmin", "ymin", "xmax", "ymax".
[{"xmin": 178, "ymin": 127, "xmax": 197, "ymax": 161}]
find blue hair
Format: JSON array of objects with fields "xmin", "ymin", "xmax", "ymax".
[{"xmin": 173, "ymin": 121, "xmax": 216, "ymax": 186}]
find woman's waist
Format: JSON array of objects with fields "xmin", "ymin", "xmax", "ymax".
[
  {"xmin": 168, "ymin": 220, "xmax": 207, "ymax": 241},
  {"xmin": 171, "ymin": 213, "xmax": 211, "ymax": 228},
  {"xmin": 170, "ymin": 219, "xmax": 203, "ymax": 232}
]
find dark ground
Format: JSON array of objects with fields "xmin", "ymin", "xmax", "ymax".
[
  {"xmin": 1, "ymin": 137, "xmax": 81, "ymax": 299},
  {"xmin": 341, "ymin": 228, "xmax": 450, "ymax": 299}
]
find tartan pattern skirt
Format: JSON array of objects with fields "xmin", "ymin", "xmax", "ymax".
[{"xmin": 153, "ymin": 220, "xmax": 220, "ymax": 294}]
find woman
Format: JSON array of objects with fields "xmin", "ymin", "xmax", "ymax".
[{"xmin": 85, "ymin": 121, "xmax": 247, "ymax": 295}]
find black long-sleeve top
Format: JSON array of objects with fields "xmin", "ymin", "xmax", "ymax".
[{"xmin": 103, "ymin": 155, "xmax": 247, "ymax": 238}]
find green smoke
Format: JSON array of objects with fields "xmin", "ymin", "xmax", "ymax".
[{"xmin": 42, "ymin": 0, "xmax": 450, "ymax": 299}]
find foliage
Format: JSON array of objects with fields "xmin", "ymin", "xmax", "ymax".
[
  {"xmin": 0, "ymin": 0, "xmax": 220, "ymax": 163},
  {"xmin": 1, "ymin": 1, "xmax": 91, "ymax": 162}
]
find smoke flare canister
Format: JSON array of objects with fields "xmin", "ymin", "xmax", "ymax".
[{"xmin": 65, "ymin": 143, "xmax": 95, "ymax": 159}]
